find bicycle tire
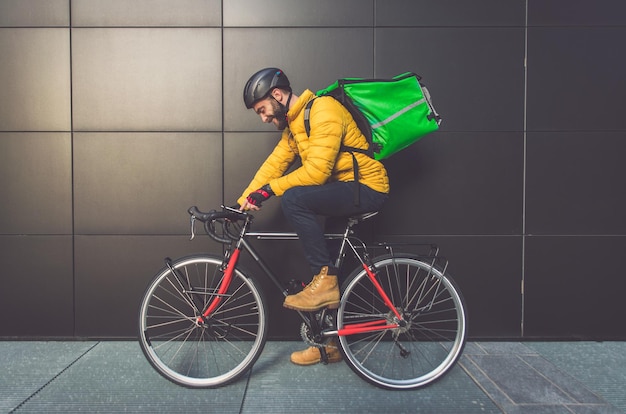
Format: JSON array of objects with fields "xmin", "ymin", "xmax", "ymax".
[
  {"xmin": 337, "ymin": 253, "xmax": 467, "ymax": 390},
  {"xmin": 138, "ymin": 254, "xmax": 268, "ymax": 388}
]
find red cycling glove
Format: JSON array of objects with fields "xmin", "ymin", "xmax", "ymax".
[{"xmin": 246, "ymin": 184, "xmax": 274, "ymax": 207}]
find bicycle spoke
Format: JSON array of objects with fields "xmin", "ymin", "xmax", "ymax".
[
  {"xmin": 338, "ymin": 254, "xmax": 466, "ymax": 390},
  {"xmin": 138, "ymin": 255, "xmax": 267, "ymax": 388}
]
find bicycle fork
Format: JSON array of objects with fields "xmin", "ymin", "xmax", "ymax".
[{"xmin": 193, "ymin": 247, "xmax": 241, "ymax": 325}]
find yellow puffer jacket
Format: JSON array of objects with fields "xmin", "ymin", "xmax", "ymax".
[{"xmin": 237, "ymin": 89, "xmax": 389, "ymax": 207}]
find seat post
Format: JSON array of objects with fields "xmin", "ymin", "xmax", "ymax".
[{"xmin": 334, "ymin": 211, "xmax": 379, "ymax": 270}]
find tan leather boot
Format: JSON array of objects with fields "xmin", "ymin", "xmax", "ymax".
[
  {"xmin": 290, "ymin": 340, "xmax": 342, "ymax": 366},
  {"xmin": 283, "ymin": 266, "xmax": 340, "ymax": 311}
]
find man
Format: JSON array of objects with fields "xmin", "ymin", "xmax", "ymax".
[{"xmin": 237, "ymin": 67, "xmax": 389, "ymax": 365}]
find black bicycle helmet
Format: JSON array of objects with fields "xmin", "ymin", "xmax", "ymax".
[{"xmin": 243, "ymin": 68, "xmax": 291, "ymax": 109}]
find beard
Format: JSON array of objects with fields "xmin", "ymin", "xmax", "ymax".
[{"xmin": 270, "ymin": 99, "xmax": 289, "ymax": 130}]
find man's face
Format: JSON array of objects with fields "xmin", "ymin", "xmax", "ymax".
[{"xmin": 253, "ymin": 97, "xmax": 288, "ymax": 130}]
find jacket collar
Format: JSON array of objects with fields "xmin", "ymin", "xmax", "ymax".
[{"xmin": 287, "ymin": 89, "xmax": 315, "ymax": 122}]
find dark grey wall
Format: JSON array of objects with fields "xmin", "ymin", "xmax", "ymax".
[{"xmin": 1, "ymin": 0, "xmax": 624, "ymax": 340}]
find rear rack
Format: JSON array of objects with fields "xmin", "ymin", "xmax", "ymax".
[{"xmin": 363, "ymin": 242, "xmax": 450, "ymax": 276}]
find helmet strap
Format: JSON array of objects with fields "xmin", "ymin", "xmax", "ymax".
[{"xmin": 285, "ymin": 91, "xmax": 293, "ymax": 109}]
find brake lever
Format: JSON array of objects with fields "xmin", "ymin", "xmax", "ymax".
[
  {"xmin": 189, "ymin": 214, "xmax": 197, "ymax": 240},
  {"xmin": 222, "ymin": 205, "xmax": 242, "ymax": 214}
]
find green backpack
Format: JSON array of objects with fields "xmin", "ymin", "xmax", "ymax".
[{"xmin": 304, "ymin": 72, "xmax": 441, "ymax": 161}]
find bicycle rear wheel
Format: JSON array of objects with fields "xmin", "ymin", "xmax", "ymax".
[
  {"xmin": 337, "ymin": 254, "xmax": 467, "ymax": 390},
  {"xmin": 138, "ymin": 254, "xmax": 267, "ymax": 388}
]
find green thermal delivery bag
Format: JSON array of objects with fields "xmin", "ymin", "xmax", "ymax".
[{"xmin": 311, "ymin": 72, "xmax": 441, "ymax": 160}]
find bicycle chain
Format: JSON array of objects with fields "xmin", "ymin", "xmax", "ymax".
[{"xmin": 299, "ymin": 323, "xmax": 323, "ymax": 347}]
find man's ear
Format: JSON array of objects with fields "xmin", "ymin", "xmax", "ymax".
[{"xmin": 271, "ymin": 88, "xmax": 285, "ymax": 103}]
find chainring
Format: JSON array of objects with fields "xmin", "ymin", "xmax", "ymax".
[
  {"xmin": 299, "ymin": 311, "xmax": 338, "ymax": 348},
  {"xmin": 300, "ymin": 322, "xmax": 323, "ymax": 348}
]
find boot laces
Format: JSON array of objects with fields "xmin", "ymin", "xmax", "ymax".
[{"xmin": 304, "ymin": 274, "xmax": 323, "ymax": 292}]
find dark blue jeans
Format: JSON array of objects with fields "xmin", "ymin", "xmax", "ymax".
[{"xmin": 281, "ymin": 182, "xmax": 388, "ymax": 275}]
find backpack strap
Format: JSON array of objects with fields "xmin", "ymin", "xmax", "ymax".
[
  {"xmin": 304, "ymin": 99, "xmax": 314, "ymax": 137},
  {"xmin": 304, "ymin": 97, "xmax": 368, "ymax": 206}
]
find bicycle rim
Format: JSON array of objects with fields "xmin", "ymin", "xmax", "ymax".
[
  {"xmin": 337, "ymin": 254, "xmax": 467, "ymax": 390},
  {"xmin": 138, "ymin": 255, "xmax": 267, "ymax": 388}
]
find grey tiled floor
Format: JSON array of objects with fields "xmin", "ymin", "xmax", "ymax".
[{"xmin": 1, "ymin": 341, "xmax": 624, "ymax": 413}]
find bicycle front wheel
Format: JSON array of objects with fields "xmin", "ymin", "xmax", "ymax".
[
  {"xmin": 138, "ymin": 255, "xmax": 268, "ymax": 388},
  {"xmin": 337, "ymin": 254, "xmax": 467, "ymax": 390}
]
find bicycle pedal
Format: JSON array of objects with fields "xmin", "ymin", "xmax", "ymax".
[{"xmin": 285, "ymin": 279, "xmax": 306, "ymax": 294}]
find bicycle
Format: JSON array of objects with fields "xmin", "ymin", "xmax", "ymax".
[{"xmin": 138, "ymin": 205, "xmax": 467, "ymax": 390}]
